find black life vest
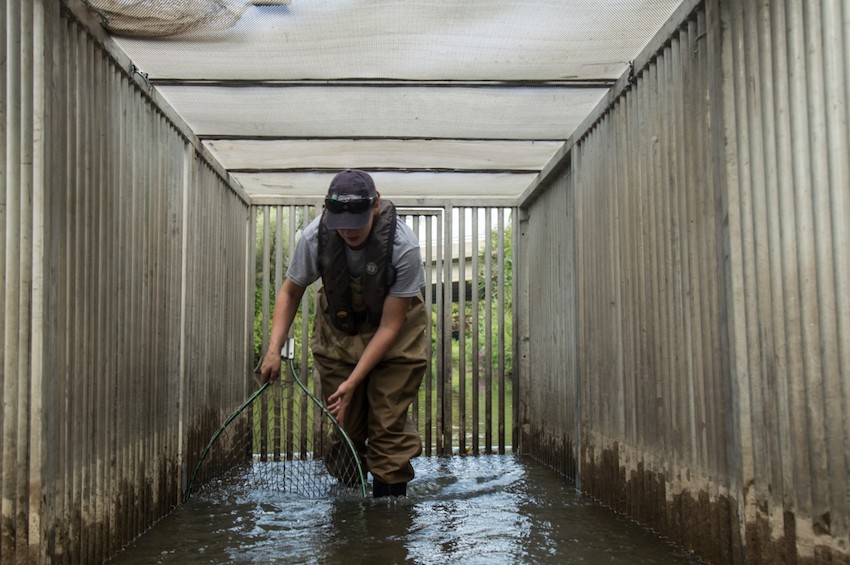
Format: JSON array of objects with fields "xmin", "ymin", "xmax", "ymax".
[{"xmin": 318, "ymin": 200, "xmax": 398, "ymax": 334}]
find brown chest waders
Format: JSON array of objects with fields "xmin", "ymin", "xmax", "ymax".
[{"xmin": 310, "ymin": 287, "xmax": 428, "ymax": 492}]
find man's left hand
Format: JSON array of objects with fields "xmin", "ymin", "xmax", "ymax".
[{"xmin": 327, "ymin": 379, "xmax": 354, "ymax": 426}]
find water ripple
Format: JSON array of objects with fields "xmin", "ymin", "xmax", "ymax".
[{"xmin": 110, "ymin": 455, "xmax": 698, "ymax": 565}]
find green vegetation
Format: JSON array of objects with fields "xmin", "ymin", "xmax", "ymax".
[
  {"xmin": 252, "ymin": 207, "xmax": 312, "ymax": 365},
  {"xmin": 252, "ymin": 209, "xmax": 514, "ymax": 453},
  {"xmin": 419, "ymin": 222, "xmax": 513, "ymax": 451}
]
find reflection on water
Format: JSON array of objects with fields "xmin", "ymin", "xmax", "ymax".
[{"xmin": 110, "ymin": 455, "xmax": 697, "ymax": 564}]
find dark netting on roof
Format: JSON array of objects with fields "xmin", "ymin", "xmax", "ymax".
[{"xmin": 83, "ymin": 0, "xmax": 290, "ymax": 37}]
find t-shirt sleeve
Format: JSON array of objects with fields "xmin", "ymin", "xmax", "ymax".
[
  {"xmin": 285, "ymin": 216, "xmax": 322, "ymax": 286},
  {"xmin": 389, "ymin": 219, "xmax": 426, "ymax": 297}
]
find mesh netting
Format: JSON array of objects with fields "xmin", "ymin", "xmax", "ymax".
[
  {"xmin": 83, "ymin": 0, "xmax": 289, "ymax": 38},
  {"xmin": 185, "ymin": 359, "xmax": 367, "ymax": 501}
]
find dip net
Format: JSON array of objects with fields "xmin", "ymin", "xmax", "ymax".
[
  {"xmin": 184, "ymin": 355, "xmax": 367, "ymax": 501},
  {"xmin": 82, "ymin": 0, "xmax": 290, "ymax": 38}
]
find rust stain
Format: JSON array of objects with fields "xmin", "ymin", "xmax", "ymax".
[
  {"xmin": 527, "ymin": 425, "xmax": 577, "ymax": 480},
  {"xmin": 527, "ymin": 440, "xmax": 850, "ymax": 564}
]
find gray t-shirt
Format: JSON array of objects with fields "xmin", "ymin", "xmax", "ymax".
[{"xmin": 286, "ymin": 214, "xmax": 425, "ymax": 297}]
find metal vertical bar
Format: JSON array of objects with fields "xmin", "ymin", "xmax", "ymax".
[
  {"xmin": 114, "ymin": 67, "xmax": 127, "ymax": 553},
  {"xmin": 457, "ymin": 209, "xmax": 467, "ymax": 455},
  {"xmin": 261, "ymin": 207, "xmax": 271, "ymax": 362},
  {"xmin": 786, "ymin": 0, "xmax": 820, "ymax": 526},
  {"xmin": 154, "ymin": 87, "xmax": 168, "ymax": 529},
  {"xmin": 708, "ymin": 0, "xmax": 749, "ymax": 553},
  {"xmin": 27, "ymin": 0, "xmax": 51, "ymax": 558},
  {"xmin": 142, "ymin": 103, "xmax": 152, "ymax": 529},
  {"xmin": 71, "ymin": 24, "xmax": 86, "ymax": 562},
  {"xmin": 18, "ymin": 2, "xmax": 34, "ymax": 558},
  {"xmin": 803, "ymin": 0, "xmax": 844, "ymax": 536},
  {"xmin": 736, "ymin": 1, "xmax": 770, "ymax": 534},
  {"xmin": 497, "ymin": 209, "xmax": 506, "ymax": 454},
  {"xmin": 686, "ymin": 12, "xmax": 707, "ymax": 470},
  {"xmin": 273, "ymin": 206, "xmax": 283, "ymax": 460},
  {"xmin": 706, "ymin": 3, "xmax": 729, "ymax": 499},
  {"xmin": 822, "ymin": 0, "xmax": 850, "ymax": 537},
  {"xmin": 182, "ymin": 151, "xmax": 195, "ymax": 493},
  {"xmin": 696, "ymin": 7, "xmax": 722, "ymax": 482},
  {"xmin": 576, "ymin": 137, "xmax": 590, "ymax": 455},
  {"xmin": 470, "ymin": 209, "xmax": 479, "ymax": 455},
  {"xmin": 611, "ymin": 99, "xmax": 629, "ymax": 450},
  {"xmin": 260, "ymin": 207, "xmax": 271, "ymax": 460},
  {"xmin": 596, "ymin": 124, "xmax": 605, "ymax": 444},
  {"xmin": 683, "ymin": 15, "xmax": 709, "ymax": 473},
  {"xmin": 423, "ymin": 215, "xmax": 433, "ymax": 455},
  {"xmin": 624, "ymin": 72, "xmax": 642, "ymax": 474},
  {"xmin": 243, "ymin": 193, "xmax": 256, "ymax": 462},
  {"xmin": 750, "ymin": 0, "xmax": 787, "ymax": 532},
  {"xmin": 0, "ymin": 0, "xmax": 9, "ymax": 557},
  {"xmin": 441, "ymin": 205, "xmax": 453, "ymax": 453},
  {"xmin": 2, "ymin": 0, "xmax": 21, "ymax": 557},
  {"xmin": 671, "ymin": 32, "xmax": 694, "ymax": 469},
  {"xmin": 282, "ymin": 205, "xmax": 294, "ymax": 459},
  {"xmin": 298, "ymin": 205, "xmax": 311, "ymax": 458},
  {"xmin": 178, "ymin": 141, "xmax": 192, "ymax": 502},
  {"xmin": 622, "ymin": 71, "xmax": 636, "ymax": 455},
  {"xmin": 37, "ymin": 3, "xmax": 67, "ymax": 560},
  {"xmin": 92, "ymin": 40, "xmax": 106, "ymax": 560},
  {"xmin": 657, "ymin": 46, "xmax": 675, "ymax": 475},
  {"xmin": 511, "ymin": 206, "xmax": 521, "ymax": 453},
  {"xmin": 433, "ymin": 211, "xmax": 443, "ymax": 454},
  {"xmin": 145, "ymin": 101, "xmax": 158, "ymax": 513},
  {"xmin": 155, "ymin": 109, "xmax": 166, "ymax": 518},
  {"xmin": 142, "ymin": 90, "xmax": 155, "ymax": 541},
  {"xmin": 130, "ymin": 86, "xmax": 144, "ymax": 546},
  {"xmin": 698, "ymin": 7, "xmax": 729, "ymax": 548},
  {"xmin": 625, "ymin": 69, "xmax": 642, "ymax": 476},
  {"xmin": 106, "ymin": 53, "xmax": 121, "ymax": 554},
  {"xmin": 188, "ymin": 161, "xmax": 199, "ymax": 479},
  {"xmin": 483, "ymin": 208, "xmax": 492, "ymax": 453},
  {"xmin": 671, "ymin": 37, "xmax": 687, "ymax": 470},
  {"xmin": 409, "ymin": 214, "xmax": 421, "ymax": 430},
  {"xmin": 647, "ymin": 60, "xmax": 665, "ymax": 459},
  {"xmin": 164, "ymin": 131, "xmax": 177, "ymax": 510},
  {"xmin": 91, "ymin": 35, "xmax": 104, "ymax": 557},
  {"xmin": 585, "ymin": 130, "xmax": 596, "ymax": 451}
]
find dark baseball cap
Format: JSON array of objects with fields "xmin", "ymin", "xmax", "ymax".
[{"xmin": 324, "ymin": 169, "xmax": 378, "ymax": 230}]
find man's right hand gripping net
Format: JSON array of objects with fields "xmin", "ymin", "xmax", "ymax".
[{"xmin": 184, "ymin": 342, "xmax": 367, "ymax": 501}]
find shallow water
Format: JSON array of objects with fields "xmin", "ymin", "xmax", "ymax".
[{"xmin": 111, "ymin": 455, "xmax": 698, "ymax": 564}]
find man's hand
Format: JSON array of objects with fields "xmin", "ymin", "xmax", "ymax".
[
  {"xmin": 261, "ymin": 279, "xmax": 307, "ymax": 383},
  {"xmin": 327, "ymin": 379, "xmax": 355, "ymax": 426},
  {"xmin": 259, "ymin": 350, "xmax": 282, "ymax": 383}
]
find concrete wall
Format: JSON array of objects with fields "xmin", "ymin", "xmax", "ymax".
[{"xmin": 518, "ymin": 1, "xmax": 850, "ymax": 563}]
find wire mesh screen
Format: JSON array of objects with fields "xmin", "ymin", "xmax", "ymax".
[
  {"xmin": 81, "ymin": 0, "xmax": 684, "ymax": 205},
  {"xmin": 185, "ymin": 360, "xmax": 367, "ymax": 501}
]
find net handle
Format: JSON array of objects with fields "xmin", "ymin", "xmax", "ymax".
[{"xmin": 183, "ymin": 380, "xmax": 270, "ymax": 501}]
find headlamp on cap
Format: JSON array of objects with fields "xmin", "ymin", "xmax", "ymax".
[{"xmin": 324, "ymin": 195, "xmax": 376, "ymax": 214}]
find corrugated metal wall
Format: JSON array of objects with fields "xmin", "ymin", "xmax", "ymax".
[
  {"xmin": 519, "ymin": 0, "xmax": 850, "ymax": 563},
  {"xmin": 718, "ymin": 0, "xmax": 850, "ymax": 561},
  {"xmin": 518, "ymin": 172, "xmax": 579, "ymax": 480},
  {"xmin": 1, "ymin": 1, "xmax": 253, "ymax": 562}
]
